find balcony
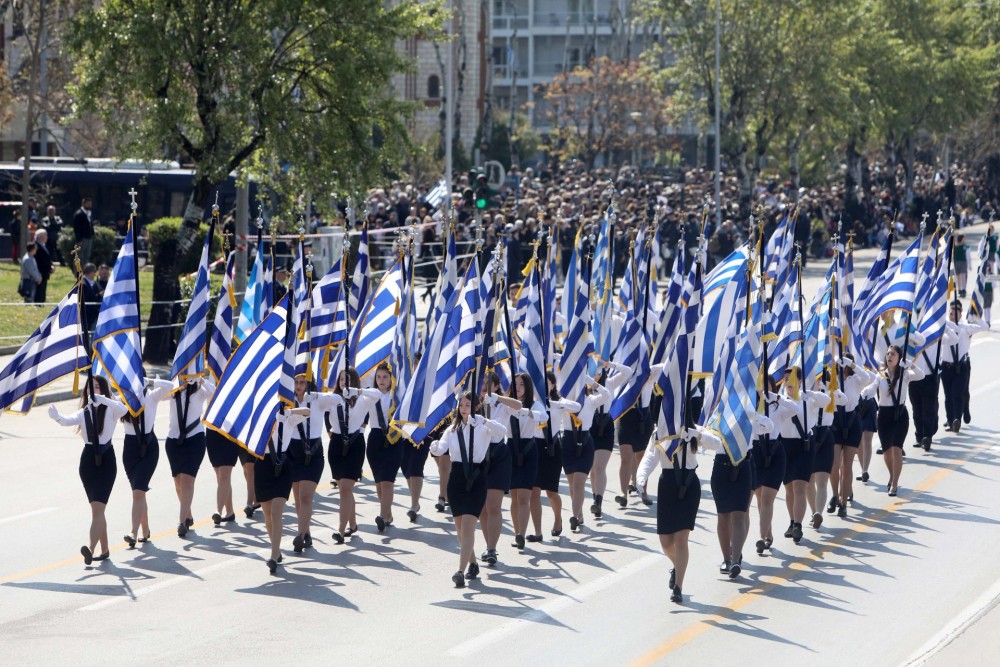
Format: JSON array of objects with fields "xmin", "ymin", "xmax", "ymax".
[
  {"xmin": 532, "ymin": 12, "xmax": 612, "ymax": 27},
  {"xmin": 492, "ymin": 15, "xmax": 530, "ymax": 31}
]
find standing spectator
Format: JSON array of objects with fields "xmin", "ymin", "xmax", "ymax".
[
  {"xmin": 97, "ymin": 264, "xmax": 111, "ymax": 294},
  {"xmin": 9, "ymin": 209, "xmax": 21, "ymax": 262},
  {"xmin": 40, "ymin": 205, "xmax": 62, "ymax": 262},
  {"xmin": 81, "ymin": 263, "xmax": 102, "ymax": 334},
  {"xmin": 33, "ymin": 229, "xmax": 53, "ymax": 303},
  {"xmin": 73, "ymin": 197, "xmax": 95, "ymax": 270},
  {"xmin": 19, "ymin": 242, "xmax": 42, "ymax": 304}
]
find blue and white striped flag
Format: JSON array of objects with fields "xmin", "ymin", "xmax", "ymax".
[
  {"xmin": 348, "ymin": 257, "xmax": 405, "ymax": 382},
  {"xmin": 424, "ymin": 178, "xmax": 448, "ymax": 210},
  {"xmin": 658, "ymin": 263, "xmax": 702, "ymax": 458},
  {"xmin": 349, "ymin": 222, "xmax": 371, "ymax": 323},
  {"xmin": 557, "ymin": 249, "xmax": 593, "ymax": 404},
  {"xmin": 707, "ymin": 298, "xmax": 762, "ymax": 464},
  {"xmin": 0, "ymin": 286, "xmax": 89, "ymax": 410},
  {"xmin": 455, "ymin": 260, "xmax": 482, "ymax": 389},
  {"xmin": 970, "ymin": 233, "xmax": 992, "ymax": 319},
  {"xmin": 280, "ymin": 289, "xmax": 299, "ymax": 406},
  {"xmin": 517, "ymin": 259, "xmax": 547, "ymax": 407},
  {"xmin": 204, "ymin": 301, "xmax": 288, "ymax": 457},
  {"xmin": 651, "ymin": 243, "xmax": 686, "ymax": 369},
  {"xmin": 236, "ymin": 231, "xmax": 267, "ymax": 343},
  {"xmin": 426, "ymin": 228, "xmax": 458, "ymax": 342},
  {"xmin": 290, "ymin": 240, "xmax": 312, "ymax": 379},
  {"xmin": 392, "ymin": 251, "xmax": 416, "ymax": 403},
  {"xmin": 767, "ymin": 259, "xmax": 802, "ymax": 381},
  {"xmin": 171, "ymin": 229, "xmax": 212, "ymax": 380},
  {"xmin": 310, "ymin": 254, "xmax": 346, "ymax": 352},
  {"xmin": 705, "ymin": 243, "xmax": 750, "ymax": 296},
  {"xmin": 854, "ymin": 234, "xmax": 922, "ymax": 359},
  {"xmin": 764, "ymin": 213, "xmax": 793, "ymax": 283},
  {"xmin": 208, "ymin": 253, "xmax": 237, "ymax": 383},
  {"xmin": 916, "ymin": 235, "xmax": 953, "ymax": 354},
  {"xmin": 610, "ymin": 300, "xmax": 650, "ymax": 421},
  {"xmin": 92, "ymin": 219, "xmax": 145, "ymax": 416}
]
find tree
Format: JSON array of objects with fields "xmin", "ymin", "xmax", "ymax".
[
  {"xmin": 66, "ymin": 0, "xmax": 444, "ymax": 361},
  {"xmin": 538, "ymin": 56, "xmax": 672, "ymax": 169}
]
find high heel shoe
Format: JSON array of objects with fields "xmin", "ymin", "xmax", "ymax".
[
  {"xmin": 407, "ymin": 508, "xmax": 418, "ymax": 522},
  {"xmin": 452, "ymin": 571, "xmax": 465, "ymax": 588},
  {"xmin": 177, "ymin": 522, "xmax": 188, "ymax": 538},
  {"xmin": 185, "ymin": 517, "xmax": 194, "ymax": 528},
  {"xmin": 434, "ymin": 496, "xmax": 447, "ymax": 512},
  {"xmin": 569, "ymin": 516, "xmax": 580, "ymax": 532},
  {"xmin": 244, "ymin": 504, "xmax": 255, "ymax": 519},
  {"xmin": 344, "ymin": 526, "xmax": 357, "ymax": 537},
  {"xmin": 670, "ymin": 586, "xmax": 683, "ymax": 603},
  {"xmin": 332, "ymin": 532, "xmax": 344, "ymax": 545},
  {"xmin": 266, "ymin": 558, "xmax": 278, "ymax": 575},
  {"xmin": 513, "ymin": 534, "xmax": 525, "ymax": 550},
  {"xmin": 551, "ymin": 524, "xmax": 562, "ymax": 537},
  {"xmin": 81, "ymin": 546, "xmax": 93, "ymax": 565},
  {"xmin": 293, "ymin": 535, "xmax": 305, "ymax": 553},
  {"xmin": 137, "ymin": 534, "xmax": 150, "ymax": 543},
  {"xmin": 755, "ymin": 539, "xmax": 766, "ymax": 555},
  {"xmin": 615, "ymin": 495, "xmax": 627, "ymax": 508},
  {"xmin": 124, "ymin": 534, "xmax": 136, "ymax": 548},
  {"xmin": 526, "ymin": 534, "xmax": 543, "ymax": 543},
  {"xmin": 375, "ymin": 516, "xmax": 386, "ymax": 533},
  {"xmin": 212, "ymin": 513, "xmax": 223, "ymax": 526},
  {"xmin": 92, "ymin": 552, "xmax": 110, "ymax": 562},
  {"xmin": 303, "ymin": 533, "xmax": 312, "ymax": 548}
]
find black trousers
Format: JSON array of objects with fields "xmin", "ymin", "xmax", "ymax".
[
  {"xmin": 940, "ymin": 361, "xmax": 970, "ymax": 423},
  {"xmin": 908, "ymin": 375, "xmax": 939, "ymax": 442}
]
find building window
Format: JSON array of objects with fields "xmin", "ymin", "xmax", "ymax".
[{"xmin": 427, "ymin": 75, "xmax": 440, "ymax": 100}]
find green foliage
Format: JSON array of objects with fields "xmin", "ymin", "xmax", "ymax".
[
  {"xmin": 146, "ymin": 218, "xmax": 214, "ymax": 275},
  {"xmin": 56, "ymin": 226, "xmax": 118, "ymax": 268}
]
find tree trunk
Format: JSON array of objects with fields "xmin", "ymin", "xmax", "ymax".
[
  {"xmin": 144, "ymin": 179, "xmax": 212, "ymax": 363},
  {"xmin": 20, "ymin": 2, "xmax": 45, "ymax": 259}
]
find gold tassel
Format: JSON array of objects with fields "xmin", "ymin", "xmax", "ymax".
[{"xmin": 72, "ymin": 366, "xmax": 80, "ymax": 396}]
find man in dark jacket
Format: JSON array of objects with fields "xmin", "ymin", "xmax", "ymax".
[
  {"xmin": 32, "ymin": 228, "xmax": 53, "ymax": 303},
  {"xmin": 81, "ymin": 263, "xmax": 102, "ymax": 335},
  {"xmin": 73, "ymin": 197, "xmax": 95, "ymax": 270}
]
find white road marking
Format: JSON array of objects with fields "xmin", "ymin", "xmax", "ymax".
[
  {"xmin": 447, "ymin": 552, "xmax": 662, "ymax": 658},
  {"xmin": 78, "ymin": 555, "xmax": 246, "ymax": 612},
  {"xmin": 902, "ymin": 574, "xmax": 1000, "ymax": 667},
  {"xmin": 0, "ymin": 507, "xmax": 57, "ymax": 526}
]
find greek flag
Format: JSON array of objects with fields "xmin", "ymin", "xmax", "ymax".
[
  {"xmin": 518, "ymin": 259, "xmax": 547, "ymax": 408},
  {"xmin": 916, "ymin": 237, "xmax": 952, "ymax": 353},
  {"xmin": 560, "ymin": 228, "xmax": 581, "ymax": 340},
  {"xmin": 592, "ymin": 210, "xmax": 614, "ymax": 366},
  {"xmin": 543, "ymin": 236, "xmax": 559, "ymax": 358},
  {"xmin": 171, "ymin": 229, "xmax": 212, "ymax": 380},
  {"xmin": 204, "ymin": 301, "xmax": 288, "ymax": 457},
  {"xmin": 279, "ymin": 288, "xmax": 299, "ymax": 405},
  {"xmin": 349, "ymin": 222, "xmax": 371, "ymax": 323},
  {"xmin": 392, "ymin": 252, "xmax": 416, "ymax": 403},
  {"xmin": 839, "ymin": 246, "xmax": 856, "ymax": 357},
  {"xmin": 658, "ymin": 263, "xmax": 702, "ymax": 458},
  {"xmin": 767, "ymin": 259, "xmax": 802, "ymax": 381},
  {"xmin": 208, "ymin": 253, "xmax": 237, "ymax": 383},
  {"xmin": 914, "ymin": 228, "xmax": 949, "ymax": 316},
  {"xmin": 610, "ymin": 301, "xmax": 650, "ymax": 421},
  {"xmin": 424, "ymin": 178, "xmax": 448, "ymax": 210},
  {"xmin": 764, "ymin": 213, "xmax": 793, "ymax": 283},
  {"xmin": 92, "ymin": 219, "xmax": 145, "ymax": 416},
  {"xmin": 651, "ymin": 243, "xmax": 686, "ymax": 368},
  {"xmin": 854, "ymin": 234, "xmax": 922, "ymax": 359},
  {"xmin": 455, "ymin": 260, "xmax": 482, "ymax": 389},
  {"xmin": 853, "ymin": 232, "xmax": 894, "ymax": 367},
  {"xmin": 475, "ymin": 255, "xmax": 501, "ymax": 392},
  {"xmin": 236, "ymin": 230, "xmax": 267, "ymax": 343},
  {"xmin": 426, "ymin": 228, "xmax": 458, "ymax": 340},
  {"xmin": 557, "ymin": 249, "xmax": 593, "ymax": 404},
  {"xmin": 352, "ymin": 257, "xmax": 405, "ymax": 381},
  {"xmin": 801, "ymin": 282, "xmax": 833, "ymax": 384},
  {"xmin": 705, "ymin": 243, "xmax": 750, "ymax": 296},
  {"xmin": 310, "ymin": 254, "xmax": 346, "ymax": 352},
  {"xmin": 707, "ymin": 298, "xmax": 762, "ymax": 465},
  {"xmin": 970, "ymin": 233, "xmax": 992, "ymax": 318},
  {"xmin": 0, "ymin": 286, "xmax": 88, "ymax": 410},
  {"xmin": 291, "ymin": 240, "xmax": 312, "ymax": 379}
]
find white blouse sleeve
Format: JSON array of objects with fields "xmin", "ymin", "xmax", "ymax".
[{"xmin": 635, "ymin": 445, "xmax": 664, "ymax": 490}]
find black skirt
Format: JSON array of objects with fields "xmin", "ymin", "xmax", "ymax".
[
  {"xmin": 254, "ymin": 452, "xmax": 292, "ymax": 502},
  {"xmin": 400, "ymin": 441, "xmax": 430, "ymax": 479},
  {"xmin": 533, "ymin": 437, "xmax": 563, "ymax": 492},
  {"xmin": 752, "ymin": 438, "xmax": 786, "ymax": 491},
  {"xmin": 122, "ymin": 433, "xmax": 159, "ymax": 492},
  {"xmin": 79, "ymin": 444, "xmax": 116, "ymax": 504},
  {"xmin": 448, "ymin": 463, "xmax": 487, "ymax": 517},
  {"xmin": 485, "ymin": 440, "xmax": 512, "ymax": 491},
  {"xmin": 328, "ymin": 432, "xmax": 366, "ymax": 481},
  {"xmin": 810, "ymin": 426, "xmax": 836, "ymax": 474},
  {"xmin": 206, "ymin": 429, "xmax": 239, "ymax": 468},
  {"xmin": 508, "ymin": 437, "xmax": 539, "ymax": 490},
  {"xmin": 165, "ymin": 432, "xmax": 207, "ymax": 478},
  {"xmin": 859, "ymin": 397, "xmax": 878, "ymax": 432},
  {"xmin": 617, "ymin": 406, "xmax": 653, "ymax": 450},
  {"xmin": 877, "ymin": 405, "xmax": 909, "ymax": 449},
  {"xmin": 366, "ymin": 428, "xmax": 403, "ymax": 483},
  {"xmin": 710, "ymin": 454, "xmax": 753, "ymax": 514},
  {"xmin": 781, "ymin": 436, "xmax": 812, "ymax": 484},
  {"xmin": 590, "ymin": 411, "xmax": 615, "ymax": 451},
  {"xmin": 833, "ymin": 409, "xmax": 863, "ymax": 447},
  {"xmin": 289, "ymin": 437, "xmax": 325, "ymax": 484},
  {"xmin": 558, "ymin": 431, "xmax": 595, "ymax": 475},
  {"xmin": 656, "ymin": 468, "xmax": 701, "ymax": 535},
  {"xmin": 237, "ymin": 447, "xmax": 257, "ymax": 466}
]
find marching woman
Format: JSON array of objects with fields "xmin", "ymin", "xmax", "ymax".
[
  {"xmin": 855, "ymin": 386, "xmax": 878, "ymax": 486},
  {"xmin": 617, "ymin": 363, "xmax": 666, "ymax": 507},
  {"xmin": 549, "ymin": 374, "xmax": 613, "ymax": 533},
  {"xmin": 493, "ymin": 372, "xmax": 546, "ymax": 551},
  {"xmin": 806, "ymin": 373, "xmax": 847, "ymax": 530},
  {"xmin": 942, "ymin": 300, "xmax": 988, "ymax": 433},
  {"xmin": 529, "ymin": 372, "xmax": 563, "ymax": 540},
  {"xmin": 366, "ymin": 362, "xmax": 402, "ymax": 533},
  {"xmin": 257, "ymin": 407, "xmax": 309, "ymax": 574},
  {"xmin": 775, "ymin": 367, "xmax": 830, "ymax": 544},
  {"xmin": 120, "ymin": 378, "xmax": 173, "ymax": 547},
  {"xmin": 164, "ymin": 376, "xmax": 215, "ymax": 538},
  {"xmin": 872, "ymin": 313, "xmax": 924, "ymax": 455},
  {"xmin": 830, "ymin": 355, "xmax": 875, "ymax": 517},
  {"xmin": 238, "ymin": 449, "xmax": 260, "ymax": 519},
  {"xmin": 478, "ymin": 371, "xmax": 512, "ymax": 564},
  {"xmin": 287, "ymin": 376, "xmax": 326, "ymax": 553},
  {"xmin": 428, "ymin": 391, "xmax": 507, "ymax": 588},
  {"xmin": 588, "ymin": 361, "xmax": 630, "ymax": 518},
  {"xmin": 753, "ymin": 381, "xmax": 793, "ymax": 555},
  {"xmin": 401, "ymin": 420, "xmax": 446, "ymax": 522},
  {"xmin": 636, "ymin": 425, "xmax": 715, "ymax": 603},
  {"xmin": 315, "ymin": 367, "xmax": 380, "ymax": 543},
  {"xmin": 49, "ymin": 376, "xmax": 128, "ymax": 564},
  {"xmin": 870, "ymin": 345, "xmax": 925, "ymax": 496}
]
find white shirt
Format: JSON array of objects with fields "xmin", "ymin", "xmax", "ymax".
[
  {"xmin": 549, "ymin": 382, "xmax": 613, "ymax": 431},
  {"xmin": 49, "ymin": 396, "xmax": 128, "ymax": 444},
  {"xmin": 812, "ymin": 388, "xmax": 847, "ymax": 427},
  {"xmin": 775, "ymin": 391, "xmax": 830, "ymax": 439},
  {"xmin": 308, "ymin": 388, "xmax": 380, "ymax": 434},
  {"xmin": 488, "ymin": 397, "xmax": 548, "ymax": 440},
  {"xmin": 838, "ymin": 362, "xmax": 877, "ymax": 412},
  {"xmin": 288, "ymin": 395, "xmax": 328, "ymax": 441},
  {"xmin": 164, "ymin": 379, "xmax": 215, "ymax": 438},
  {"xmin": 945, "ymin": 319, "xmax": 989, "ymax": 362},
  {"xmin": 873, "ymin": 324, "xmax": 925, "ymax": 365},
  {"xmin": 122, "ymin": 383, "xmax": 173, "ymax": 436},
  {"xmin": 429, "ymin": 415, "xmax": 507, "ymax": 463},
  {"xmin": 365, "ymin": 389, "xmax": 394, "ymax": 431},
  {"xmin": 635, "ymin": 426, "xmax": 723, "ymax": 489},
  {"xmin": 640, "ymin": 363, "xmax": 667, "ymax": 408},
  {"xmin": 869, "ymin": 364, "xmax": 927, "ymax": 407},
  {"xmin": 272, "ymin": 410, "xmax": 309, "ymax": 452}
]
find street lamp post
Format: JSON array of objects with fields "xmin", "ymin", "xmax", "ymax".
[{"xmin": 714, "ymin": 0, "xmax": 722, "ymax": 226}]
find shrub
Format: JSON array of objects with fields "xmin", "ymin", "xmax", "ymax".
[
  {"xmin": 146, "ymin": 218, "xmax": 214, "ymax": 275},
  {"xmin": 56, "ymin": 226, "xmax": 119, "ymax": 268}
]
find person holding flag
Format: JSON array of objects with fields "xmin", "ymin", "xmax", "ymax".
[
  {"xmin": 942, "ymin": 300, "xmax": 988, "ymax": 433},
  {"xmin": 164, "ymin": 377, "xmax": 216, "ymax": 537},
  {"xmin": 806, "ymin": 371, "xmax": 846, "ymax": 530},
  {"xmin": 870, "ymin": 345, "xmax": 926, "ymax": 496},
  {"xmin": 588, "ymin": 362, "xmax": 630, "ymax": 519},
  {"xmin": 257, "ymin": 405, "xmax": 309, "ymax": 574},
  {"xmin": 287, "ymin": 375, "xmax": 327, "ymax": 554},
  {"xmin": 120, "ymin": 379, "xmax": 173, "ymax": 546},
  {"xmin": 366, "ymin": 362, "xmax": 402, "ymax": 533},
  {"xmin": 831, "ymin": 355, "xmax": 876, "ymax": 518}
]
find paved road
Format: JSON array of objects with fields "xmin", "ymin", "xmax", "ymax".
[{"xmin": 1, "ymin": 223, "xmax": 998, "ymax": 666}]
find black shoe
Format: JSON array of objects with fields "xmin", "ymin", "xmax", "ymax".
[
  {"xmin": 92, "ymin": 552, "xmax": 110, "ymax": 562},
  {"xmin": 764, "ymin": 538, "xmax": 773, "ymax": 550},
  {"xmin": 952, "ymin": 419, "xmax": 961, "ymax": 434},
  {"xmin": 124, "ymin": 534, "xmax": 136, "ymax": 548},
  {"xmin": 137, "ymin": 534, "xmax": 150, "ymax": 544},
  {"xmin": 670, "ymin": 586, "xmax": 683, "ymax": 603},
  {"xmin": 333, "ymin": 532, "xmax": 344, "ymax": 545},
  {"xmin": 826, "ymin": 498, "xmax": 837, "ymax": 514},
  {"xmin": 784, "ymin": 521, "xmax": 794, "ymax": 538},
  {"xmin": 220, "ymin": 514, "xmax": 236, "ymax": 523},
  {"xmin": 964, "ymin": 407, "xmax": 972, "ymax": 424},
  {"xmin": 921, "ymin": 436, "xmax": 931, "ymax": 451},
  {"xmin": 792, "ymin": 523, "xmax": 803, "ymax": 544},
  {"xmin": 861, "ymin": 471, "xmax": 870, "ymax": 482},
  {"xmin": 452, "ymin": 571, "xmax": 465, "ymax": 588},
  {"xmin": 838, "ymin": 504, "xmax": 847, "ymax": 518},
  {"xmin": 729, "ymin": 560, "xmax": 742, "ymax": 579},
  {"xmin": 185, "ymin": 517, "xmax": 194, "ymax": 528},
  {"xmin": 514, "ymin": 534, "xmax": 525, "ymax": 550},
  {"xmin": 407, "ymin": 509, "xmax": 418, "ymax": 522},
  {"xmin": 812, "ymin": 512, "xmax": 823, "ymax": 529},
  {"xmin": 244, "ymin": 504, "xmax": 255, "ymax": 519},
  {"xmin": 594, "ymin": 495, "xmax": 603, "ymax": 519},
  {"xmin": 902, "ymin": 449, "xmax": 907, "ymax": 457},
  {"xmin": 570, "ymin": 516, "xmax": 580, "ymax": 532},
  {"xmin": 628, "ymin": 483, "xmax": 637, "ymax": 494},
  {"xmin": 435, "ymin": 496, "xmax": 447, "ymax": 512},
  {"xmin": 876, "ymin": 448, "xmax": 884, "ymax": 455},
  {"xmin": 267, "ymin": 558, "xmax": 278, "ymax": 575},
  {"xmin": 212, "ymin": 513, "xmax": 222, "ymax": 526},
  {"xmin": 293, "ymin": 534, "xmax": 305, "ymax": 553},
  {"xmin": 590, "ymin": 502, "xmax": 597, "ymax": 515},
  {"xmin": 81, "ymin": 546, "xmax": 93, "ymax": 565},
  {"xmin": 376, "ymin": 516, "xmax": 386, "ymax": 533},
  {"xmin": 466, "ymin": 561, "xmax": 480, "ymax": 580},
  {"xmin": 719, "ymin": 560, "xmax": 730, "ymax": 574},
  {"xmin": 615, "ymin": 495, "xmax": 627, "ymax": 508},
  {"xmin": 944, "ymin": 422, "xmax": 953, "ymax": 432},
  {"xmin": 344, "ymin": 527, "xmax": 357, "ymax": 537},
  {"xmin": 178, "ymin": 523, "xmax": 188, "ymax": 538},
  {"xmin": 888, "ymin": 488, "xmax": 898, "ymax": 497},
  {"xmin": 303, "ymin": 533, "xmax": 313, "ymax": 548},
  {"xmin": 669, "ymin": 568, "xmax": 676, "ymax": 589},
  {"xmin": 551, "ymin": 525, "xmax": 562, "ymax": 537},
  {"xmin": 755, "ymin": 539, "xmax": 766, "ymax": 555},
  {"xmin": 526, "ymin": 534, "xmax": 543, "ymax": 543},
  {"xmin": 484, "ymin": 550, "xmax": 497, "ymax": 566},
  {"xmin": 641, "ymin": 494, "xmax": 653, "ymax": 507}
]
